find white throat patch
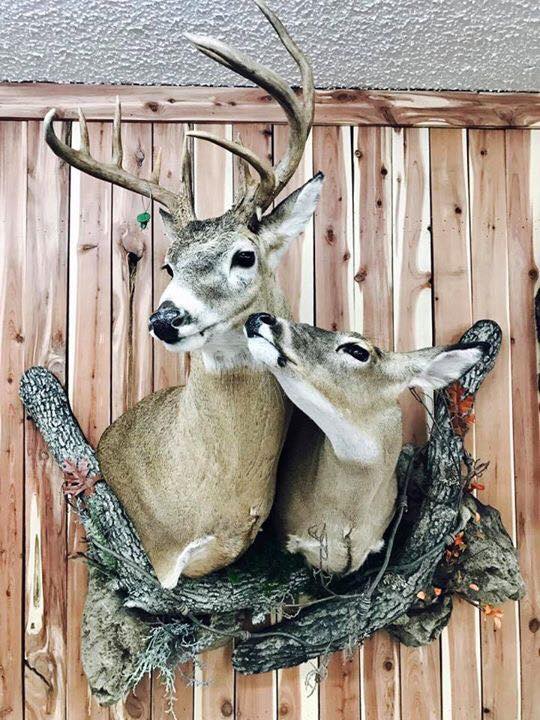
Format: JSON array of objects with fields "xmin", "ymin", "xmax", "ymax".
[{"xmin": 201, "ymin": 328, "xmax": 258, "ymax": 373}]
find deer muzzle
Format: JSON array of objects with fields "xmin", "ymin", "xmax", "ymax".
[{"xmin": 149, "ymin": 301, "xmax": 192, "ymax": 344}]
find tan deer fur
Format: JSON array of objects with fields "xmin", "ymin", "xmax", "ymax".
[
  {"xmin": 44, "ymin": 0, "xmax": 323, "ymax": 587},
  {"xmin": 245, "ymin": 315, "xmax": 484, "ymax": 574}
]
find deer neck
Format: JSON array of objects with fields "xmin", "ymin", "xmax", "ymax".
[{"xmin": 277, "ymin": 373, "xmax": 401, "ymax": 467}]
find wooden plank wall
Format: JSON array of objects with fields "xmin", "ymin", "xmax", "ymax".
[{"xmin": 0, "ymin": 111, "xmax": 538, "ymax": 720}]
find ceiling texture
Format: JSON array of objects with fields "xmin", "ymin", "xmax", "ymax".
[{"xmin": 1, "ymin": 0, "xmax": 538, "ymax": 91}]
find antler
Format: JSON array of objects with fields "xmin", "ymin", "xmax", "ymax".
[
  {"xmin": 185, "ymin": 0, "xmax": 314, "ymax": 220},
  {"xmin": 44, "ymin": 98, "xmax": 195, "ymax": 226}
]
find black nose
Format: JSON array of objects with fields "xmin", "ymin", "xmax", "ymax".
[
  {"xmin": 149, "ymin": 301, "xmax": 191, "ymax": 343},
  {"xmin": 245, "ymin": 312, "xmax": 277, "ymax": 338}
]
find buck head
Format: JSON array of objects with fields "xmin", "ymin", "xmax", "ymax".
[
  {"xmin": 245, "ymin": 313, "xmax": 485, "ymax": 462},
  {"xmin": 43, "ymin": 1, "xmax": 322, "ymax": 360}
]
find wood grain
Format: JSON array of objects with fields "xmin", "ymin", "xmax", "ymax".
[
  {"xmin": 354, "ymin": 125, "xmax": 400, "ymax": 720},
  {"xmin": 391, "ymin": 127, "xmax": 442, "ymax": 720},
  {"xmin": 1, "ymin": 84, "xmax": 538, "ymax": 127},
  {"xmin": 505, "ymin": 128, "xmax": 540, "ymax": 720},
  {"xmin": 313, "ymin": 124, "xmax": 360, "ymax": 720},
  {"xmin": 24, "ymin": 119, "xmax": 69, "ymax": 720},
  {"xmin": 430, "ymin": 127, "xmax": 481, "ymax": 720},
  {"xmin": 0, "ymin": 121, "xmax": 26, "ymax": 720},
  {"xmin": 67, "ymin": 121, "xmax": 111, "ymax": 720},
  {"xmin": 192, "ymin": 122, "xmax": 236, "ymax": 720},
  {"xmin": 110, "ymin": 122, "xmax": 153, "ymax": 719},
  {"xmin": 468, "ymin": 129, "xmax": 520, "ymax": 720}
]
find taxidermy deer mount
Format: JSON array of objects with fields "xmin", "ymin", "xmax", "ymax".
[
  {"xmin": 245, "ymin": 313, "xmax": 485, "ymax": 574},
  {"xmin": 43, "ymin": 0, "xmax": 324, "ymax": 588}
]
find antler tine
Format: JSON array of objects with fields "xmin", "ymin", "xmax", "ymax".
[
  {"xmin": 233, "ymin": 133, "xmax": 258, "ymax": 204},
  {"xmin": 77, "ymin": 108, "xmax": 90, "ymax": 154},
  {"xmin": 43, "ymin": 108, "xmax": 180, "ymax": 213},
  {"xmin": 112, "ymin": 96, "xmax": 123, "ymax": 168},
  {"xmin": 186, "ymin": 130, "xmax": 276, "ymax": 204}
]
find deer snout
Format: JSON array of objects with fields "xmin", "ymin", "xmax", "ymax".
[
  {"xmin": 149, "ymin": 301, "xmax": 191, "ymax": 343},
  {"xmin": 245, "ymin": 312, "xmax": 278, "ymax": 338}
]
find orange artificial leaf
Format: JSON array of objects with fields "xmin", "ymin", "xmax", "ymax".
[
  {"xmin": 469, "ymin": 583, "xmax": 479, "ymax": 592},
  {"xmin": 469, "ymin": 481, "xmax": 485, "ymax": 492},
  {"xmin": 475, "ymin": 512, "xmax": 481, "ymax": 523},
  {"xmin": 416, "ymin": 591, "xmax": 426, "ymax": 601},
  {"xmin": 447, "ymin": 382, "xmax": 476, "ymax": 436},
  {"xmin": 433, "ymin": 587, "xmax": 442, "ymax": 597},
  {"xmin": 453, "ymin": 532, "xmax": 465, "ymax": 547},
  {"xmin": 483, "ymin": 604, "xmax": 504, "ymax": 630}
]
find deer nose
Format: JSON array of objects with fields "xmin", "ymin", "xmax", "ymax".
[
  {"xmin": 245, "ymin": 312, "xmax": 277, "ymax": 338},
  {"xmin": 149, "ymin": 301, "xmax": 191, "ymax": 343}
]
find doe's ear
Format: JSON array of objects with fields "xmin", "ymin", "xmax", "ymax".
[
  {"xmin": 257, "ymin": 172, "xmax": 324, "ymax": 269},
  {"xmin": 410, "ymin": 343, "xmax": 485, "ymax": 391}
]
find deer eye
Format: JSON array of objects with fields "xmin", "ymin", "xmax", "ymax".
[
  {"xmin": 161, "ymin": 263, "xmax": 174, "ymax": 278},
  {"xmin": 337, "ymin": 343, "xmax": 370, "ymax": 362},
  {"xmin": 232, "ymin": 250, "xmax": 256, "ymax": 268}
]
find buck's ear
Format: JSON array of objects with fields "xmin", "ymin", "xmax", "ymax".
[
  {"xmin": 409, "ymin": 343, "xmax": 485, "ymax": 391},
  {"xmin": 257, "ymin": 172, "xmax": 324, "ymax": 269},
  {"xmin": 159, "ymin": 208, "xmax": 177, "ymax": 240}
]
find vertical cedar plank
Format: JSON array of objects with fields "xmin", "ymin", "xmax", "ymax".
[
  {"xmin": 67, "ymin": 121, "xmax": 111, "ymax": 719},
  {"xmin": 192, "ymin": 123, "xmax": 235, "ymax": 720},
  {"xmin": 430, "ymin": 128, "xmax": 481, "ymax": 720},
  {"xmin": 232, "ymin": 122, "xmax": 276, "ymax": 720},
  {"xmin": 111, "ymin": 122, "xmax": 153, "ymax": 719},
  {"xmin": 468, "ymin": 129, "xmax": 519, "ymax": 720},
  {"xmin": 24, "ymin": 120, "xmax": 69, "ymax": 720},
  {"xmin": 354, "ymin": 125, "xmax": 400, "ymax": 720},
  {"xmin": 151, "ymin": 122, "xmax": 194, "ymax": 719},
  {"xmin": 505, "ymin": 129, "xmax": 540, "ymax": 720},
  {"xmin": 152, "ymin": 123, "xmax": 190, "ymax": 390},
  {"xmin": 313, "ymin": 125, "xmax": 360, "ymax": 720},
  {"xmin": 392, "ymin": 127, "xmax": 442, "ymax": 720},
  {"xmin": 0, "ymin": 121, "xmax": 26, "ymax": 720},
  {"xmin": 275, "ymin": 125, "xmax": 315, "ymax": 324},
  {"xmin": 274, "ymin": 125, "xmax": 318, "ymax": 720}
]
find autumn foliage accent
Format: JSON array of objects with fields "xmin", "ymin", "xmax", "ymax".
[
  {"xmin": 483, "ymin": 604, "xmax": 504, "ymax": 630},
  {"xmin": 446, "ymin": 381, "xmax": 476, "ymax": 436},
  {"xmin": 62, "ymin": 458, "xmax": 101, "ymax": 497}
]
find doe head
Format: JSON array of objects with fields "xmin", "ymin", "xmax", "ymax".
[{"xmin": 245, "ymin": 313, "xmax": 486, "ymax": 423}]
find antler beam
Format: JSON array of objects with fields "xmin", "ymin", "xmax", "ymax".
[{"xmin": 185, "ymin": 0, "xmax": 314, "ymax": 218}]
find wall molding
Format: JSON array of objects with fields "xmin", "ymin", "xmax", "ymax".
[{"xmin": 0, "ymin": 84, "xmax": 538, "ymax": 127}]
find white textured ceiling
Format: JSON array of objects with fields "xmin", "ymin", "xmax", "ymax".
[{"xmin": 1, "ymin": 0, "xmax": 538, "ymax": 91}]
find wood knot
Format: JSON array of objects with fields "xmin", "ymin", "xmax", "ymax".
[
  {"xmin": 355, "ymin": 149, "xmax": 363, "ymax": 159},
  {"xmin": 528, "ymin": 267, "xmax": 539, "ymax": 280},
  {"xmin": 146, "ymin": 101, "xmax": 159, "ymax": 113},
  {"xmin": 376, "ymin": 198, "xmax": 383, "ymax": 207},
  {"xmin": 529, "ymin": 617, "xmax": 539, "ymax": 633},
  {"xmin": 455, "ymin": 206, "xmax": 462, "ymax": 214},
  {"xmin": 325, "ymin": 228, "xmax": 336, "ymax": 246},
  {"xmin": 279, "ymin": 703, "xmax": 290, "ymax": 716},
  {"xmin": 134, "ymin": 146, "xmax": 145, "ymax": 168},
  {"xmin": 480, "ymin": 149, "xmax": 488, "ymax": 156},
  {"xmin": 384, "ymin": 660, "xmax": 393, "ymax": 671},
  {"xmin": 380, "ymin": 165, "xmax": 388, "ymax": 176},
  {"xmin": 354, "ymin": 267, "xmax": 368, "ymax": 283},
  {"xmin": 221, "ymin": 700, "xmax": 233, "ymax": 717},
  {"xmin": 343, "ymin": 250, "xmax": 351, "ymax": 263}
]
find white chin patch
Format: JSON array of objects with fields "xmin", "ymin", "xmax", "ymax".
[
  {"xmin": 150, "ymin": 330, "xmax": 206, "ymax": 353},
  {"xmin": 246, "ymin": 335, "xmax": 282, "ymax": 368}
]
